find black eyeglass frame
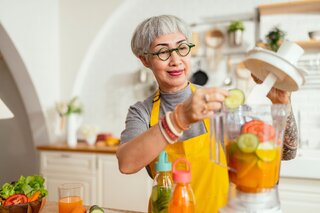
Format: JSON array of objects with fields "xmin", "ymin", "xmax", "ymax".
[{"xmin": 144, "ymin": 43, "xmax": 195, "ymax": 61}]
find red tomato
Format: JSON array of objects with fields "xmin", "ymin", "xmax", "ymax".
[
  {"xmin": 3, "ymin": 194, "xmax": 28, "ymax": 206},
  {"xmin": 242, "ymin": 120, "xmax": 275, "ymax": 142}
]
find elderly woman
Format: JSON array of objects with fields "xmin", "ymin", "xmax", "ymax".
[{"xmin": 116, "ymin": 15, "xmax": 298, "ymax": 213}]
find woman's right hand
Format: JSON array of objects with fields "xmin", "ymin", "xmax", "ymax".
[{"xmin": 176, "ymin": 87, "xmax": 229, "ymax": 127}]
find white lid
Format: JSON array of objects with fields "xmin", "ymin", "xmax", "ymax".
[{"xmin": 243, "ymin": 40, "xmax": 308, "ymax": 92}]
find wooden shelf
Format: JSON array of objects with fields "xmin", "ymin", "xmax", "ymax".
[
  {"xmin": 256, "ymin": 40, "xmax": 320, "ymax": 50},
  {"xmin": 258, "ymin": 0, "xmax": 320, "ymax": 15}
]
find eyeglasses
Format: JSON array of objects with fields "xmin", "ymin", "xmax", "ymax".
[{"xmin": 144, "ymin": 43, "xmax": 195, "ymax": 61}]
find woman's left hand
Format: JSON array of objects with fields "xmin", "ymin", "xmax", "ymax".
[{"xmin": 251, "ymin": 74, "xmax": 291, "ymax": 104}]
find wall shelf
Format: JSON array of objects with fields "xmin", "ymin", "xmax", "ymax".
[
  {"xmin": 256, "ymin": 0, "xmax": 320, "ymax": 50},
  {"xmin": 258, "ymin": 0, "xmax": 320, "ymax": 15},
  {"xmin": 257, "ymin": 40, "xmax": 320, "ymax": 50}
]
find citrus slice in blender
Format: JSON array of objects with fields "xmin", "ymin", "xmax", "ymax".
[
  {"xmin": 237, "ymin": 133, "xmax": 259, "ymax": 153},
  {"xmin": 256, "ymin": 142, "xmax": 276, "ymax": 162},
  {"xmin": 224, "ymin": 88, "xmax": 245, "ymax": 109}
]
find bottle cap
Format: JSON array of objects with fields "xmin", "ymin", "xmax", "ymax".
[
  {"xmin": 172, "ymin": 158, "xmax": 191, "ymax": 183},
  {"xmin": 156, "ymin": 151, "xmax": 172, "ymax": 172}
]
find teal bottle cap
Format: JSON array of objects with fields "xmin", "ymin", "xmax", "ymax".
[{"xmin": 156, "ymin": 151, "xmax": 172, "ymax": 172}]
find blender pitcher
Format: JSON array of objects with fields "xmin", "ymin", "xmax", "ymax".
[{"xmin": 210, "ymin": 104, "xmax": 289, "ymax": 212}]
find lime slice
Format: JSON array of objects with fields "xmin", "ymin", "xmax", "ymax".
[
  {"xmin": 224, "ymin": 89, "xmax": 245, "ymax": 109},
  {"xmin": 237, "ymin": 133, "xmax": 259, "ymax": 153},
  {"xmin": 256, "ymin": 142, "xmax": 276, "ymax": 162}
]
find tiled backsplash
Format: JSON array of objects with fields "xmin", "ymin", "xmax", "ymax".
[{"xmin": 293, "ymin": 54, "xmax": 320, "ymax": 150}]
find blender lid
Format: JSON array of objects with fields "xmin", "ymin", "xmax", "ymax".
[{"xmin": 243, "ymin": 42, "xmax": 308, "ymax": 92}]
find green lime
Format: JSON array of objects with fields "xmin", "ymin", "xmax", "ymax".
[
  {"xmin": 237, "ymin": 133, "xmax": 259, "ymax": 153},
  {"xmin": 224, "ymin": 89, "xmax": 245, "ymax": 109}
]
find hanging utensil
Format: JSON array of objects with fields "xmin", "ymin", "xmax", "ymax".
[
  {"xmin": 223, "ymin": 56, "xmax": 233, "ymax": 86},
  {"xmin": 190, "ymin": 60, "xmax": 208, "ymax": 86},
  {"xmin": 205, "ymin": 28, "xmax": 225, "ymax": 49}
]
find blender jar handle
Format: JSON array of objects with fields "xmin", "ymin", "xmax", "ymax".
[{"xmin": 209, "ymin": 111, "xmax": 224, "ymax": 165}]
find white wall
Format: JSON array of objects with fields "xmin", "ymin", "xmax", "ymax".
[
  {"xmin": 60, "ymin": 0, "xmax": 124, "ymax": 99},
  {"xmin": 0, "ymin": 0, "xmax": 319, "ymax": 145}
]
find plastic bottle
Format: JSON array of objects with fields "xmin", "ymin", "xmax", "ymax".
[
  {"xmin": 168, "ymin": 158, "xmax": 195, "ymax": 213},
  {"xmin": 151, "ymin": 151, "xmax": 173, "ymax": 213}
]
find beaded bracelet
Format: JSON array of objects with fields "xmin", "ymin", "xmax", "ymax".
[
  {"xmin": 165, "ymin": 112, "xmax": 183, "ymax": 137},
  {"xmin": 159, "ymin": 116, "xmax": 176, "ymax": 144},
  {"xmin": 173, "ymin": 104, "xmax": 190, "ymax": 131}
]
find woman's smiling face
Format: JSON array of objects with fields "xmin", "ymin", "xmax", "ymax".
[{"xmin": 141, "ymin": 32, "xmax": 191, "ymax": 93}]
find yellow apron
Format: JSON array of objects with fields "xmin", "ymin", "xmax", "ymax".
[{"xmin": 149, "ymin": 84, "xmax": 229, "ymax": 213}]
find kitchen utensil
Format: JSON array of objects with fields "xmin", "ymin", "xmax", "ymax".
[
  {"xmin": 190, "ymin": 60, "xmax": 208, "ymax": 86},
  {"xmin": 211, "ymin": 104, "xmax": 288, "ymax": 213},
  {"xmin": 191, "ymin": 31, "xmax": 200, "ymax": 56},
  {"xmin": 223, "ymin": 56, "xmax": 233, "ymax": 86},
  {"xmin": 243, "ymin": 40, "xmax": 307, "ymax": 105},
  {"xmin": 308, "ymin": 30, "xmax": 320, "ymax": 40},
  {"xmin": 205, "ymin": 28, "xmax": 225, "ymax": 49}
]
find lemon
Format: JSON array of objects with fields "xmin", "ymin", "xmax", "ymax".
[{"xmin": 255, "ymin": 142, "xmax": 276, "ymax": 162}]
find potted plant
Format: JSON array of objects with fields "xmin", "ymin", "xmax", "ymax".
[
  {"xmin": 227, "ymin": 20, "xmax": 245, "ymax": 46},
  {"xmin": 265, "ymin": 26, "xmax": 286, "ymax": 52}
]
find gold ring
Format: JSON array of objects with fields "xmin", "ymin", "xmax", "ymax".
[{"xmin": 204, "ymin": 94, "xmax": 210, "ymax": 103}]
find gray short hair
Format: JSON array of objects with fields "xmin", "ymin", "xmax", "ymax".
[{"xmin": 131, "ymin": 15, "xmax": 191, "ymax": 57}]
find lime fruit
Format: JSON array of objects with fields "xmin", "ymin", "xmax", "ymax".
[
  {"xmin": 224, "ymin": 88, "xmax": 245, "ymax": 109},
  {"xmin": 237, "ymin": 133, "xmax": 259, "ymax": 153}
]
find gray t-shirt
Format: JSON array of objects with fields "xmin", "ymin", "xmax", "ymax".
[{"xmin": 120, "ymin": 84, "xmax": 207, "ymax": 144}]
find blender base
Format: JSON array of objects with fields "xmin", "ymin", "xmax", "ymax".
[{"xmin": 219, "ymin": 187, "xmax": 282, "ymax": 213}]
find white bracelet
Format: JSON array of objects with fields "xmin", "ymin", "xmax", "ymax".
[
  {"xmin": 159, "ymin": 118, "xmax": 176, "ymax": 144},
  {"xmin": 165, "ymin": 112, "xmax": 183, "ymax": 137}
]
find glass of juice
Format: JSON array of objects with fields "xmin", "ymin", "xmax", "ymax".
[{"xmin": 58, "ymin": 183, "xmax": 84, "ymax": 213}]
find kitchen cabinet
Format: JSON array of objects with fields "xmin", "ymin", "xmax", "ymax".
[
  {"xmin": 39, "ymin": 150, "xmax": 152, "ymax": 212},
  {"xmin": 97, "ymin": 154, "xmax": 152, "ymax": 211},
  {"xmin": 279, "ymin": 177, "xmax": 320, "ymax": 213}
]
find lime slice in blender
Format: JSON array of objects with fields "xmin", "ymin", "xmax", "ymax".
[
  {"xmin": 256, "ymin": 142, "xmax": 276, "ymax": 162},
  {"xmin": 237, "ymin": 133, "xmax": 259, "ymax": 153},
  {"xmin": 224, "ymin": 89, "xmax": 245, "ymax": 109}
]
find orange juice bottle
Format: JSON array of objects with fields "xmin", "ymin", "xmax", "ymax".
[
  {"xmin": 168, "ymin": 158, "xmax": 195, "ymax": 213},
  {"xmin": 58, "ymin": 196, "xmax": 83, "ymax": 213}
]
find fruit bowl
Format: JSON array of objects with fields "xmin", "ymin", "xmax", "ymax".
[{"xmin": 0, "ymin": 197, "xmax": 46, "ymax": 213}]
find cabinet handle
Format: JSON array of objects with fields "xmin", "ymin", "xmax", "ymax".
[{"xmin": 60, "ymin": 154, "xmax": 70, "ymax": 158}]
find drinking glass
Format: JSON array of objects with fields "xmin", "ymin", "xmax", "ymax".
[{"xmin": 58, "ymin": 183, "xmax": 84, "ymax": 213}]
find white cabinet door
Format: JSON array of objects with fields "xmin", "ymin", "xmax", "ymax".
[
  {"xmin": 40, "ymin": 151, "xmax": 97, "ymax": 205},
  {"xmin": 279, "ymin": 177, "xmax": 320, "ymax": 213},
  {"xmin": 97, "ymin": 154, "xmax": 152, "ymax": 212}
]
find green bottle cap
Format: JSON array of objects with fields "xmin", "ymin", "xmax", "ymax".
[{"xmin": 156, "ymin": 151, "xmax": 172, "ymax": 172}]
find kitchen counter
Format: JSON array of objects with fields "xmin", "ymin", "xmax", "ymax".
[
  {"xmin": 42, "ymin": 201, "xmax": 144, "ymax": 213},
  {"xmin": 37, "ymin": 143, "xmax": 118, "ymax": 154}
]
